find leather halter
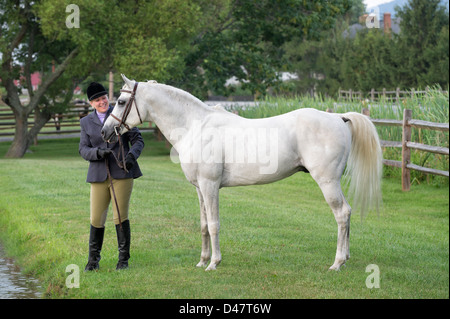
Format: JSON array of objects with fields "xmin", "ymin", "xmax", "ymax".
[{"xmin": 110, "ymin": 82, "xmax": 142, "ymax": 135}]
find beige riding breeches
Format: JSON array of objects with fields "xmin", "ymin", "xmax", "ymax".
[{"xmin": 90, "ymin": 178, "xmax": 134, "ymax": 228}]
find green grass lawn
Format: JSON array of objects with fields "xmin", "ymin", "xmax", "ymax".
[{"xmin": 0, "ymin": 133, "xmax": 448, "ymax": 299}]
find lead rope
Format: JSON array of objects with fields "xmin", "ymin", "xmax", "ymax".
[
  {"xmin": 109, "ymin": 135, "xmax": 128, "ymax": 173},
  {"xmin": 104, "ymin": 81, "xmax": 139, "ymax": 232},
  {"xmin": 106, "ymin": 157, "xmax": 123, "ymax": 231},
  {"xmin": 105, "ymin": 135, "xmax": 129, "ymax": 231}
]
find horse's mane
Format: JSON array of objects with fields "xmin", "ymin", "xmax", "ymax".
[
  {"xmin": 146, "ymin": 81, "xmax": 219, "ymax": 113},
  {"xmin": 123, "ymin": 79, "xmax": 229, "ymax": 114}
]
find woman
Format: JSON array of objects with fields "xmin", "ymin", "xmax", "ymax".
[{"xmin": 79, "ymin": 82, "xmax": 144, "ymax": 271}]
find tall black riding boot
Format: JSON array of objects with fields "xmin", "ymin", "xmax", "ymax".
[
  {"xmin": 115, "ymin": 220, "xmax": 131, "ymax": 270},
  {"xmin": 85, "ymin": 225, "xmax": 105, "ymax": 271}
]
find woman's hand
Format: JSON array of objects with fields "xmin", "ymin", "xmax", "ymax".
[
  {"xmin": 97, "ymin": 148, "xmax": 112, "ymax": 159},
  {"xmin": 125, "ymin": 153, "xmax": 136, "ymax": 170}
]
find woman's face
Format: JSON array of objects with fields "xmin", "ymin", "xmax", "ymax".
[{"xmin": 90, "ymin": 95, "xmax": 109, "ymax": 113}]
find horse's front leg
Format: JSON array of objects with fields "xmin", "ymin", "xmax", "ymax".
[
  {"xmin": 198, "ymin": 180, "xmax": 221, "ymax": 271},
  {"xmin": 196, "ymin": 187, "xmax": 210, "ymax": 268}
]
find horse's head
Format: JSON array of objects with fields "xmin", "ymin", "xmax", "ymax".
[{"xmin": 101, "ymin": 74, "xmax": 143, "ymax": 143}]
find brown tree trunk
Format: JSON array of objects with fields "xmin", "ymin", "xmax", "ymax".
[
  {"xmin": 4, "ymin": 108, "xmax": 51, "ymax": 158},
  {"xmin": 5, "ymin": 111, "xmax": 30, "ymax": 158},
  {"xmin": 2, "ymin": 48, "xmax": 78, "ymax": 158}
]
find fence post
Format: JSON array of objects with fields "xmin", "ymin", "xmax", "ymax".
[
  {"xmin": 109, "ymin": 71, "xmax": 114, "ymax": 102},
  {"xmin": 402, "ymin": 109, "xmax": 412, "ymax": 191},
  {"xmin": 371, "ymin": 88, "xmax": 375, "ymax": 102},
  {"xmin": 396, "ymin": 87, "xmax": 400, "ymax": 103}
]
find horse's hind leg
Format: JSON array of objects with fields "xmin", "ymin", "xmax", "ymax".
[
  {"xmin": 316, "ymin": 180, "xmax": 352, "ymax": 271},
  {"xmin": 196, "ymin": 187, "xmax": 210, "ymax": 268}
]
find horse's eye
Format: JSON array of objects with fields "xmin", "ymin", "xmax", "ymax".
[{"xmin": 118, "ymin": 100, "xmax": 126, "ymax": 106}]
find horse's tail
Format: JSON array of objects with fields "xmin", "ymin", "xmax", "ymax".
[{"xmin": 340, "ymin": 112, "xmax": 383, "ymax": 218}]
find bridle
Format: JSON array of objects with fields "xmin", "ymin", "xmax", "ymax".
[{"xmin": 109, "ymin": 81, "xmax": 143, "ymax": 136}]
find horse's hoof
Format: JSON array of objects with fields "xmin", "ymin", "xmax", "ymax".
[
  {"xmin": 205, "ymin": 263, "xmax": 218, "ymax": 271},
  {"xmin": 328, "ymin": 261, "xmax": 346, "ymax": 271},
  {"xmin": 196, "ymin": 261, "xmax": 208, "ymax": 268}
]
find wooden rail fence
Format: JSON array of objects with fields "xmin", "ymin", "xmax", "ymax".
[
  {"xmin": 339, "ymin": 87, "xmax": 448, "ymax": 102},
  {"xmin": 362, "ymin": 108, "xmax": 449, "ymax": 191},
  {"xmin": 0, "ymin": 101, "xmax": 154, "ymax": 140},
  {"xmin": 2, "ymin": 102, "xmax": 449, "ymax": 190},
  {"xmin": 0, "ymin": 100, "xmax": 92, "ymax": 138}
]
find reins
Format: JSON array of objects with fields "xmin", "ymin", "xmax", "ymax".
[
  {"xmin": 106, "ymin": 157, "xmax": 123, "ymax": 231},
  {"xmin": 103, "ymin": 82, "xmax": 141, "ymax": 231},
  {"xmin": 105, "ymin": 133, "xmax": 130, "ymax": 231}
]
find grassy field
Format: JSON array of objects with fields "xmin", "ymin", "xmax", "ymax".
[{"xmin": 0, "ymin": 133, "xmax": 448, "ymax": 299}]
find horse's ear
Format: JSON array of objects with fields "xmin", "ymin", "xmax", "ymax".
[{"xmin": 121, "ymin": 74, "xmax": 133, "ymax": 88}]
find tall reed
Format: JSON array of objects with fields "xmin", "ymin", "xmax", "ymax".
[{"xmin": 236, "ymin": 88, "xmax": 449, "ymax": 186}]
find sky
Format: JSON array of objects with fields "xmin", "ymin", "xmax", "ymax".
[{"xmin": 363, "ymin": 0, "xmax": 393, "ymax": 8}]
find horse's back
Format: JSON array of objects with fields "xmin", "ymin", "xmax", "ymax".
[
  {"xmin": 209, "ymin": 108, "xmax": 348, "ymax": 186},
  {"xmin": 185, "ymin": 108, "xmax": 351, "ymax": 187}
]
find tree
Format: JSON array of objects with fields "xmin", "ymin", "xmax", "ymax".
[
  {"xmin": 281, "ymin": 0, "xmax": 366, "ymax": 96},
  {"xmin": 0, "ymin": 0, "xmax": 224, "ymax": 158},
  {"xmin": 0, "ymin": 0, "xmax": 119, "ymax": 158},
  {"xmin": 1, "ymin": 1, "xmax": 70, "ymax": 158},
  {"xmin": 1, "ymin": 0, "xmax": 352, "ymax": 157},
  {"xmin": 112, "ymin": 0, "xmax": 205, "ymax": 82},
  {"xmin": 346, "ymin": 28, "xmax": 400, "ymax": 91},
  {"xmin": 176, "ymin": 0, "xmax": 352, "ymax": 99},
  {"xmin": 395, "ymin": 0, "xmax": 449, "ymax": 88},
  {"xmin": 422, "ymin": 25, "xmax": 449, "ymax": 86},
  {"xmin": 282, "ymin": 0, "xmax": 449, "ymax": 96}
]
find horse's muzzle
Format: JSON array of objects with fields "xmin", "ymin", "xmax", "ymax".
[{"xmin": 101, "ymin": 128, "xmax": 118, "ymax": 143}]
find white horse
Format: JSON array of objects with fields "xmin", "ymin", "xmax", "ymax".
[{"xmin": 102, "ymin": 74, "xmax": 382, "ymax": 271}]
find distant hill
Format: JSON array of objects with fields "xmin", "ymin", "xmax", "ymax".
[{"xmin": 367, "ymin": 0, "xmax": 449, "ymax": 19}]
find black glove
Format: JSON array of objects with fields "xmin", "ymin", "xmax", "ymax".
[
  {"xmin": 97, "ymin": 147, "xmax": 112, "ymax": 159},
  {"xmin": 125, "ymin": 153, "xmax": 136, "ymax": 170}
]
